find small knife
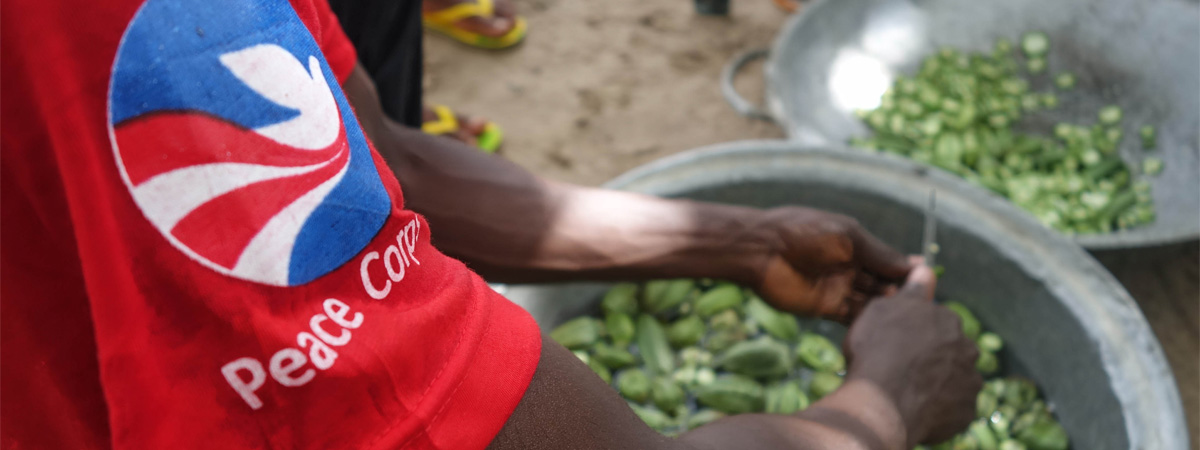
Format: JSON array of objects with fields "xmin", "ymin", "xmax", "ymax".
[{"xmin": 921, "ymin": 190, "xmax": 939, "ymax": 268}]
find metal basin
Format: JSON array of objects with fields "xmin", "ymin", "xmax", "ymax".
[
  {"xmin": 502, "ymin": 142, "xmax": 1187, "ymax": 450},
  {"xmin": 721, "ymin": 0, "xmax": 1200, "ymax": 248}
]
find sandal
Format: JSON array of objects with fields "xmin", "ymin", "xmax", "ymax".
[
  {"xmin": 421, "ymin": 105, "xmax": 505, "ymax": 153},
  {"xmin": 422, "ymin": 0, "xmax": 528, "ymax": 50},
  {"xmin": 773, "ymin": 0, "xmax": 801, "ymax": 13}
]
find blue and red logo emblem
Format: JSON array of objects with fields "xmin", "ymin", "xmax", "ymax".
[{"xmin": 108, "ymin": 0, "xmax": 390, "ymax": 286}]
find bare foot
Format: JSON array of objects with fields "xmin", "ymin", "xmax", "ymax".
[
  {"xmin": 423, "ymin": 0, "xmax": 518, "ymax": 38},
  {"xmin": 422, "ymin": 105, "xmax": 491, "ymax": 147}
]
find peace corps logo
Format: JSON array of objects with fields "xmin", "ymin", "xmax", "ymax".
[{"xmin": 107, "ymin": 0, "xmax": 390, "ymax": 286}]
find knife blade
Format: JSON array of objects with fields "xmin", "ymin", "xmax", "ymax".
[{"xmin": 921, "ymin": 190, "xmax": 938, "ymax": 268}]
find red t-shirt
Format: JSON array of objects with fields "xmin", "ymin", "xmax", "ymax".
[{"xmin": 0, "ymin": 0, "xmax": 541, "ymax": 448}]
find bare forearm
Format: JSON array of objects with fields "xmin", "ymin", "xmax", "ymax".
[
  {"xmin": 344, "ymin": 67, "xmax": 777, "ymax": 284},
  {"xmin": 492, "ymin": 334, "xmax": 909, "ymax": 450},
  {"xmin": 681, "ymin": 380, "xmax": 908, "ymax": 450},
  {"xmin": 381, "ymin": 123, "xmax": 775, "ymax": 283}
]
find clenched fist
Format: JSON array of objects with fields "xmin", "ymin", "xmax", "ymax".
[
  {"xmin": 753, "ymin": 206, "xmax": 912, "ymax": 322},
  {"xmin": 844, "ymin": 264, "xmax": 983, "ymax": 447}
]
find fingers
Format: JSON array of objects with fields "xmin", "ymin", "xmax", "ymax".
[
  {"xmin": 881, "ymin": 284, "xmax": 899, "ymax": 297},
  {"xmin": 896, "ymin": 263, "xmax": 937, "ymax": 301},
  {"xmin": 852, "ymin": 272, "xmax": 880, "ymax": 295},
  {"xmin": 935, "ymin": 368, "xmax": 984, "ymax": 443},
  {"xmin": 817, "ymin": 270, "xmax": 856, "ymax": 320},
  {"xmin": 842, "ymin": 291, "xmax": 870, "ymax": 322},
  {"xmin": 854, "ymin": 271, "xmax": 906, "ymax": 299},
  {"xmin": 850, "ymin": 225, "xmax": 913, "ymax": 281},
  {"xmin": 847, "ymin": 272, "xmax": 892, "ymax": 321}
]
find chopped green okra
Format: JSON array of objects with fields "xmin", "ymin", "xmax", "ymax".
[
  {"xmin": 1040, "ymin": 93, "xmax": 1059, "ymax": 108},
  {"xmin": 978, "ymin": 332, "xmax": 1004, "ymax": 353},
  {"xmin": 977, "ymin": 390, "xmax": 999, "ymax": 418},
  {"xmin": 617, "ymin": 368, "xmax": 651, "ymax": 403},
  {"xmin": 1143, "ymin": 157, "xmax": 1163, "ymax": 176},
  {"xmin": 1021, "ymin": 32, "xmax": 1050, "ymax": 57},
  {"xmin": 1053, "ymin": 72, "xmax": 1075, "ymax": 89},
  {"xmin": 848, "ymin": 31, "xmax": 1157, "ymax": 234},
  {"xmin": 1026, "ymin": 57, "xmax": 1046, "ymax": 74},
  {"xmin": 764, "ymin": 381, "xmax": 809, "ymax": 414},
  {"xmin": 969, "ymin": 419, "xmax": 1000, "ymax": 450},
  {"xmin": 552, "ymin": 317, "xmax": 604, "ymax": 350},
  {"xmin": 1098, "ymin": 105, "xmax": 1122, "ymax": 125},
  {"xmin": 651, "ymin": 378, "xmax": 686, "ymax": 412},
  {"xmin": 995, "ymin": 38, "xmax": 1014, "ymax": 55},
  {"xmin": 606, "ymin": 312, "xmax": 636, "ymax": 347},
  {"xmin": 667, "ymin": 315, "xmax": 706, "ymax": 349},
  {"xmin": 946, "ymin": 302, "xmax": 982, "ymax": 341},
  {"xmin": 593, "ymin": 342, "xmax": 638, "ymax": 369},
  {"xmin": 602, "ymin": 283, "xmax": 640, "ymax": 315},
  {"xmin": 718, "ymin": 337, "xmax": 792, "ymax": 378},
  {"xmin": 991, "ymin": 405, "xmax": 1018, "ymax": 436},
  {"xmin": 1020, "ymin": 94, "xmax": 1041, "ymax": 111},
  {"xmin": 641, "ymin": 279, "xmax": 694, "ymax": 315},
  {"xmin": 628, "ymin": 402, "xmax": 674, "ymax": 430},
  {"xmin": 685, "ymin": 409, "xmax": 725, "ymax": 430},
  {"xmin": 586, "ymin": 282, "xmax": 1065, "ymax": 448},
  {"xmin": 796, "ymin": 333, "xmax": 846, "ymax": 373},
  {"xmin": 694, "ymin": 375, "xmax": 765, "ymax": 414},
  {"xmin": 1016, "ymin": 419, "xmax": 1069, "ymax": 450},
  {"xmin": 678, "ymin": 347, "xmax": 714, "ymax": 367},
  {"xmin": 589, "ymin": 358, "xmax": 613, "ymax": 384},
  {"xmin": 808, "ymin": 371, "xmax": 843, "ymax": 400},
  {"xmin": 977, "ymin": 351, "xmax": 1000, "ymax": 375},
  {"xmin": 1140, "ymin": 125, "xmax": 1157, "ymax": 149},
  {"xmin": 637, "ymin": 315, "xmax": 675, "ymax": 376}
]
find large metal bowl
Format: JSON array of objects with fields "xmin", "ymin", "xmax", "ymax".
[
  {"xmin": 721, "ymin": 0, "xmax": 1200, "ymax": 249},
  {"xmin": 502, "ymin": 142, "xmax": 1188, "ymax": 449}
]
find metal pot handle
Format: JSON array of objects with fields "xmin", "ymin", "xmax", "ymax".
[{"xmin": 721, "ymin": 49, "xmax": 774, "ymax": 122}]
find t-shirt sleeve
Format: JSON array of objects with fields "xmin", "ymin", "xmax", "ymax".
[
  {"xmin": 2, "ymin": 0, "xmax": 543, "ymax": 448},
  {"xmin": 297, "ymin": 0, "xmax": 358, "ymax": 83}
]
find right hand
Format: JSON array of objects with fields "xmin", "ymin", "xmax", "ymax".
[
  {"xmin": 753, "ymin": 206, "xmax": 913, "ymax": 323},
  {"xmin": 843, "ymin": 262, "xmax": 983, "ymax": 446}
]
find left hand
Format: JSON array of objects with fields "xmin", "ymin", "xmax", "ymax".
[{"xmin": 752, "ymin": 206, "xmax": 914, "ymax": 323}]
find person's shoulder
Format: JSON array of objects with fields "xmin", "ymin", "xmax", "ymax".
[{"xmin": 288, "ymin": 0, "xmax": 358, "ymax": 82}]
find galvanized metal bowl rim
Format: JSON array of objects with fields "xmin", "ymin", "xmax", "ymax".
[
  {"xmin": 755, "ymin": 0, "xmax": 1200, "ymax": 249},
  {"xmin": 602, "ymin": 140, "xmax": 1187, "ymax": 450}
]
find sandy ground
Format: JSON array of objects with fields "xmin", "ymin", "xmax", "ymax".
[
  {"xmin": 421, "ymin": 0, "xmax": 1198, "ymax": 445},
  {"xmin": 423, "ymin": 0, "xmax": 785, "ymax": 186}
]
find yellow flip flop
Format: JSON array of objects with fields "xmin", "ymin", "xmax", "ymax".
[
  {"xmin": 421, "ymin": 105, "xmax": 505, "ymax": 153},
  {"xmin": 423, "ymin": 0, "xmax": 527, "ymax": 50}
]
